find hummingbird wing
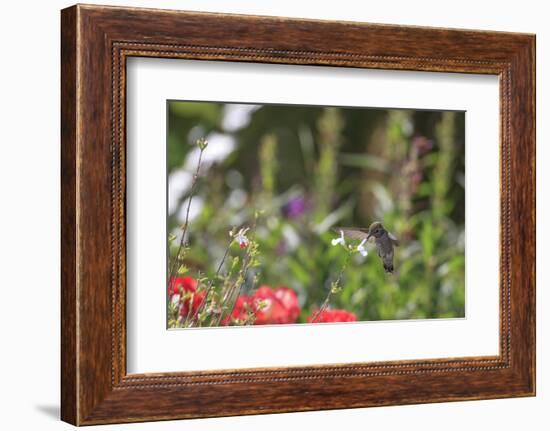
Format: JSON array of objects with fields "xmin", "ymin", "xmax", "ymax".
[
  {"xmin": 332, "ymin": 227, "xmax": 369, "ymax": 241},
  {"xmin": 388, "ymin": 231, "xmax": 399, "ymax": 246}
]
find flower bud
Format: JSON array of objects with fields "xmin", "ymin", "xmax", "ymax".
[{"xmin": 196, "ymin": 137, "xmax": 208, "ymax": 150}]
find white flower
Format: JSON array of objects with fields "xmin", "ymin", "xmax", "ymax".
[
  {"xmin": 234, "ymin": 227, "xmax": 250, "ymax": 249},
  {"xmin": 357, "ymin": 238, "xmax": 368, "ymax": 257},
  {"xmin": 331, "ymin": 230, "xmax": 346, "ymax": 247}
]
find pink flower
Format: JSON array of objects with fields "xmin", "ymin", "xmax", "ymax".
[{"xmin": 233, "ymin": 227, "xmax": 250, "ymax": 249}]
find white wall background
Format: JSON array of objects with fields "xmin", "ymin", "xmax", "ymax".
[{"xmin": 0, "ymin": 0, "xmax": 546, "ymax": 429}]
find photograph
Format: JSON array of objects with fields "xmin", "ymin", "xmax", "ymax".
[{"xmin": 166, "ymin": 101, "xmax": 466, "ymax": 328}]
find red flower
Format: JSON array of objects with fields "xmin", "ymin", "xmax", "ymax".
[
  {"xmin": 168, "ymin": 276, "xmax": 197, "ymax": 296},
  {"xmin": 179, "ymin": 290, "xmax": 205, "ymax": 318},
  {"xmin": 307, "ymin": 309, "xmax": 357, "ymax": 323},
  {"xmin": 222, "ymin": 295, "xmax": 253, "ymax": 325},
  {"xmin": 221, "ymin": 286, "xmax": 301, "ymax": 326},
  {"xmin": 273, "ymin": 287, "xmax": 300, "ymax": 322},
  {"xmin": 168, "ymin": 276, "xmax": 204, "ymax": 318},
  {"xmin": 253, "ymin": 285, "xmax": 300, "ymax": 325}
]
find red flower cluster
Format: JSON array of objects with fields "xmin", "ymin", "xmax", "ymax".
[
  {"xmin": 225, "ymin": 285, "xmax": 300, "ymax": 325},
  {"xmin": 254, "ymin": 286, "xmax": 300, "ymax": 324},
  {"xmin": 169, "ymin": 277, "xmax": 358, "ymax": 326},
  {"xmin": 307, "ymin": 309, "xmax": 357, "ymax": 323},
  {"xmin": 168, "ymin": 276, "xmax": 205, "ymax": 318}
]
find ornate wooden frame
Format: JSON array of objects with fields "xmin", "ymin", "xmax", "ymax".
[{"xmin": 61, "ymin": 4, "xmax": 535, "ymax": 425}]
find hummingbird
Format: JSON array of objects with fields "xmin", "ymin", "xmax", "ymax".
[{"xmin": 334, "ymin": 222, "xmax": 399, "ymax": 273}]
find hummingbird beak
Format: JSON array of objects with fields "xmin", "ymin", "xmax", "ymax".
[{"xmin": 366, "ymin": 232, "xmax": 373, "ymax": 241}]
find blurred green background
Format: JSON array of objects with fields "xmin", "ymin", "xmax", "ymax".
[{"xmin": 167, "ymin": 100, "xmax": 465, "ymax": 322}]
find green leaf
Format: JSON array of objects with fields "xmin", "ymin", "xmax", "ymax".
[{"xmin": 177, "ymin": 265, "xmax": 189, "ymax": 275}]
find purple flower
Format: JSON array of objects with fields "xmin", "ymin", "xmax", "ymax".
[
  {"xmin": 412, "ymin": 136, "xmax": 434, "ymax": 154},
  {"xmin": 283, "ymin": 196, "xmax": 308, "ymax": 219}
]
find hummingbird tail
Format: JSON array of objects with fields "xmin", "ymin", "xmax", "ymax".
[{"xmin": 384, "ymin": 263, "xmax": 394, "ymax": 273}]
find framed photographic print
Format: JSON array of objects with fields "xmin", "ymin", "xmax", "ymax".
[{"xmin": 61, "ymin": 4, "xmax": 535, "ymax": 425}]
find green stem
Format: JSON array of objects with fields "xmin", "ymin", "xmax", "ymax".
[
  {"xmin": 311, "ymin": 253, "xmax": 350, "ymax": 323},
  {"xmin": 168, "ymin": 148, "xmax": 205, "ymax": 286}
]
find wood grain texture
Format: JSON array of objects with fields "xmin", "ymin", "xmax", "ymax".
[
  {"xmin": 60, "ymin": 4, "xmax": 535, "ymax": 425},
  {"xmin": 60, "ymin": 5, "xmax": 78, "ymax": 425}
]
